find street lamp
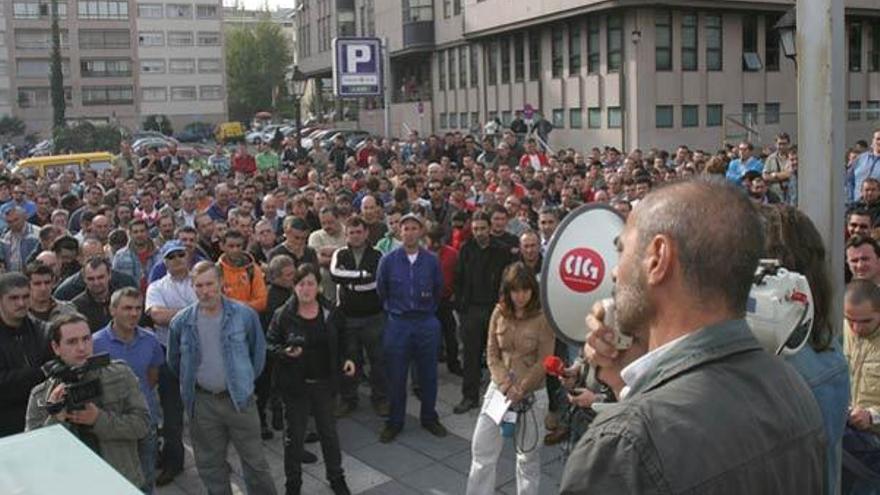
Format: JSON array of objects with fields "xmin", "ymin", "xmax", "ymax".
[
  {"xmin": 286, "ymin": 66, "xmax": 307, "ymax": 139},
  {"xmin": 774, "ymin": 8, "xmax": 797, "ymax": 65}
]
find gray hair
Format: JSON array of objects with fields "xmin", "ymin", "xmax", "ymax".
[
  {"xmin": 267, "ymin": 254, "xmax": 295, "ymax": 283},
  {"xmin": 0, "ymin": 272, "xmax": 28, "ymax": 297}
]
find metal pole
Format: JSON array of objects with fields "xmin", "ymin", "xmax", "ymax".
[
  {"xmin": 383, "ymin": 37, "xmax": 391, "ymax": 138},
  {"xmin": 796, "ymin": 0, "xmax": 845, "ymax": 337}
]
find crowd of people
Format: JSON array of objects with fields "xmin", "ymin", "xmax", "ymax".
[{"xmin": 0, "ymin": 121, "xmax": 877, "ymax": 495}]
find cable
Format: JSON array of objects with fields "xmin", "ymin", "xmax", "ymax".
[{"xmin": 513, "ymin": 401, "xmax": 540, "ymax": 454}]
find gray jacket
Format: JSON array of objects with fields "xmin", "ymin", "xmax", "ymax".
[{"xmin": 560, "ymin": 319, "xmax": 826, "ymax": 494}]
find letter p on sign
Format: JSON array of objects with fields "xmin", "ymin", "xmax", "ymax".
[{"xmin": 346, "ymin": 45, "xmax": 371, "ymax": 72}]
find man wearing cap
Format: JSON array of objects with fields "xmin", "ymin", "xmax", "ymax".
[
  {"xmin": 145, "ymin": 240, "xmax": 197, "ymax": 486},
  {"xmin": 375, "ymin": 212, "xmax": 448, "ymax": 443}
]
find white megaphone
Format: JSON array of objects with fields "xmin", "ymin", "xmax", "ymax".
[{"xmin": 745, "ymin": 260, "xmax": 814, "ymax": 356}]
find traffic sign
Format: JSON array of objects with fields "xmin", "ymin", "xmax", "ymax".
[{"xmin": 332, "ymin": 37, "xmax": 383, "ymax": 97}]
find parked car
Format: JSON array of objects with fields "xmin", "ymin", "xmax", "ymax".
[{"xmin": 175, "ymin": 122, "xmax": 214, "ymax": 143}]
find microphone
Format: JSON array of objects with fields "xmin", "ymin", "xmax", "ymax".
[{"xmin": 543, "ymin": 355, "xmax": 565, "ymax": 379}]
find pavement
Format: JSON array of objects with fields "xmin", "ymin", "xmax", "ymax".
[{"xmin": 156, "ymin": 367, "xmax": 567, "ymax": 494}]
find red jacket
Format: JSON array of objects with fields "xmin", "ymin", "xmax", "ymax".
[
  {"xmin": 435, "ymin": 244, "xmax": 458, "ymax": 301},
  {"xmin": 232, "ymin": 153, "xmax": 256, "ymax": 175}
]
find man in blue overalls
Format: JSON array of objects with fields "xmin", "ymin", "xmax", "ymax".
[{"xmin": 376, "ymin": 213, "xmax": 448, "ymax": 443}]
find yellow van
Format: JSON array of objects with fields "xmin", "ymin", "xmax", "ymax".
[
  {"xmin": 215, "ymin": 122, "xmax": 245, "ymax": 143},
  {"xmin": 13, "ymin": 152, "xmax": 114, "ymax": 177}
]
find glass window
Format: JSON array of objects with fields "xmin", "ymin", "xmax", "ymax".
[
  {"xmin": 449, "ymin": 112, "xmax": 458, "ymax": 128},
  {"xmin": 655, "ymin": 10, "xmax": 672, "ymax": 71},
  {"xmin": 500, "ymin": 37, "xmax": 511, "ymax": 83},
  {"xmin": 501, "ymin": 111, "xmax": 512, "ymax": 125},
  {"xmin": 682, "ymin": 105, "xmax": 699, "ymax": 127},
  {"xmin": 437, "ymin": 51, "xmax": 445, "ymax": 90},
  {"xmin": 16, "ymin": 29, "xmax": 69, "ymax": 49},
  {"xmin": 200, "ymin": 86, "xmax": 223, "ymax": 100},
  {"xmin": 607, "ymin": 107, "xmax": 621, "ymax": 128},
  {"xmin": 77, "ymin": 0, "xmax": 127, "ymax": 19},
  {"xmin": 198, "ymin": 59, "xmax": 222, "ymax": 73},
  {"xmin": 552, "ymin": 109, "xmax": 564, "ymax": 128},
  {"xmin": 402, "ymin": 0, "xmax": 432, "ymax": 22},
  {"xmin": 82, "ymin": 85, "xmax": 133, "ymax": 105},
  {"xmin": 742, "ymin": 14, "xmax": 762, "ymax": 71},
  {"xmin": 18, "ymin": 87, "xmax": 51, "ymax": 108},
  {"xmin": 470, "ymin": 44, "xmax": 479, "ymax": 87},
  {"xmin": 439, "ymin": 113, "xmax": 447, "ymax": 128},
  {"xmin": 569, "ymin": 21, "xmax": 581, "ymax": 75},
  {"xmin": 850, "ymin": 21, "xmax": 863, "ymax": 72},
  {"xmin": 743, "ymin": 103, "xmax": 758, "ymax": 125},
  {"xmin": 765, "ymin": 13, "xmax": 781, "ymax": 71},
  {"xmin": 528, "ymin": 30, "xmax": 540, "ymax": 81},
  {"xmin": 681, "ymin": 13, "xmax": 697, "ymax": 71},
  {"xmin": 170, "ymin": 86, "xmax": 196, "ymax": 101},
  {"xmin": 460, "ymin": 112, "xmax": 468, "ymax": 129},
  {"xmin": 487, "ymin": 40, "xmax": 498, "ymax": 85},
  {"xmin": 764, "ymin": 103, "xmax": 780, "ymax": 124},
  {"xmin": 80, "ymin": 29, "xmax": 127, "ymax": 49},
  {"xmin": 168, "ymin": 31, "xmax": 193, "ymax": 46},
  {"xmin": 0, "ymin": 61, "xmax": 7, "ymax": 77},
  {"xmin": 165, "ymin": 4, "xmax": 191, "ymax": 18},
  {"xmin": 81, "ymin": 58, "xmax": 130, "ymax": 77},
  {"xmin": 867, "ymin": 100, "xmax": 880, "ymax": 120},
  {"xmin": 0, "ymin": 90, "xmax": 10, "ymax": 106},
  {"xmin": 849, "ymin": 101, "xmax": 862, "ymax": 121},
  {"xmin": 514, "ymin": 33, "xmax": 525, "ymax": 82},
  {"xmin": 197, "ymin": 32, "xmax": 220, "ymax": 46},
  {"xmin": 551, "ymin": 28, "xmax": 563, "ymax": 78},
  {"xmin": 459, "ymin": 46, "xmax": 467, "ymax": 88},
  {"xmin": 656, "ymin": 105, "xmax": 673, "ymax": 128},
  {"xmin": 607, "ymin": 14, "xmax": 623, "ymax": 72},
  {"xmin": 137, "ymin": 4, "xmax": 162, "ymax": 18},
  {"xmin": 588, "ymin": 107, "xmax": 601, "ymax": 128},
  {"xmin": 442, "ymin": 0, "xmax": 449, "ymax": 19},
  {"xmin": 448, "ymin": 48, "xmax": 456, "ymax": 89},
  {"xmin": 138, "ymin": 32, "xmax": 164, "ymax": 47},
  {"xmin": 168, "ymin": 59, "xmax": 195, "ymax": 74},
  {"xmin": 587, "ymin": 18, "xmax": 600, "ymax": 73},
  {"xmin": 706, "ymin": 104, "xmax": 723, "ymax": 126},
  {"xmin": 142, "ymin": 87, "xmax": 166, "ymax": 102},
  {"xmin": 471, "ymin": 112, "xmax": 480, "ymax": 127},
  {"xmin": 706, "ymin": 14, "xmax": 722, "ymax": 71},
  {"xmin": 570, "ymin": 108, "xmax": 582, "ymax": 128},
  {"xmin": 17, "ymin": 59, "xmax": 70, "ymax": 77},
  {"xmin": 196, "ymin": 5, "xmax": 217, "ymax": 18},
  {"xmin": 140, "ymin": 59, "xmax": 165, "ymax": 74},
  {"xmin": 871, "ymin": 21, "xmax": 880, "ymax": 72},
  {"xmin": 453, "ymin": 0, "xmax": 460, "ymax": 16}
]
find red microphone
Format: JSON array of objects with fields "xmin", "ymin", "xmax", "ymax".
[{"xmin": 543, "ymin": 355, "xmax": 565, "ymax": 378}]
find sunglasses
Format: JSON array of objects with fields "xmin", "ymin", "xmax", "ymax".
[{"xmin": 165, "ymin": 251, "xmax": 186, "ymax": 260}]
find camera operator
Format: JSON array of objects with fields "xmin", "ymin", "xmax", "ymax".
[{"xmin": 25, "ymin": 312, "xmax": 150, "ymax": 488}]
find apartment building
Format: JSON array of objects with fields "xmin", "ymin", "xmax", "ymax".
[
  {"xmin": 2, "ymin": 0, "xmax": 226, "ymax": 137},
  {"xmin": 296, "ymin": 0, "xmax": 880, "ymax": 151}
]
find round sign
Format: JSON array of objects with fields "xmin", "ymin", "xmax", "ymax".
[
  {"xmin": 540, "ymin": 204, "xmax": 625, "ymax": 345},
  {"xmin": 523, "ymin": 103, "xmax": 535, "ymax": 120}
]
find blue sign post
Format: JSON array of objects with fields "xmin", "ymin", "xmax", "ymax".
[{"xmin": 332, "ymin": 37, "xmax": 384, "ymax": 97}]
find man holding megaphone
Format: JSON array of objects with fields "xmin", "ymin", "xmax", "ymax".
[{"xmin": 558, "ymin": 179, "xmax": 825, "ymax": 493}]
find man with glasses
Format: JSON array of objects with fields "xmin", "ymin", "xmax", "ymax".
[
  {"xmin": 725, "ymin": 141, "xmax": 764, "ymax": 184},
  {"xmin": 763, "ymin": 132, "xmax": 791, "ymax": 200}
]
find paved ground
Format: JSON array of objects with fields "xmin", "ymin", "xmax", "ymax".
[{"xmin": 156, "ymin": 368, "xmax": 566, "ymax": 494}]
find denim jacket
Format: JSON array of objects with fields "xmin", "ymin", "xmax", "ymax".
[
  {"xmin": 167, "ymin": 297, "xmax": 266, "ymax": 417},
  {"xmin": 112, "ymin": 245, "xmax": 158, "ymax": 287}
]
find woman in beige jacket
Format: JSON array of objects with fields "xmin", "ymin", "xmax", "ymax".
[{"xmin": 466, "ymin": 261, "xmax": 556, "ymax": 495}]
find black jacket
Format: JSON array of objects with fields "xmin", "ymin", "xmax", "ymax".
[
  {"xmin": 53, "ymin": 270, "xmax": 137, "ymax": 301},
  {"xmin": 329, "ymin": 245, "xmax": 383, "ymax": 317},
  {"xmin": 455, "ymin": 239, "xmax": 512, "ymax": 310},
  {"xmin": 266, "ymin": 298, "xmax": 354, "ymax": 395},
  {"xmin": 0, "ymin": 316, "xmax": 50, "ymax": 437},
  {"xmin": 261, "ymin": 283, "xmax": 291, "ymax": 331},
  {"xmin": 72, "ymin": 291, "xmax": 111, "ymax": 332}
]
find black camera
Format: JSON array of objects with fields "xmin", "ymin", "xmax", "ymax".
[
  {"xmin": 42, "ymin": 353, "xmax": 111, "ymax": 415},
  {"xmin": 286, "ymin": 333, "xmax": 306, "ymax": 349}
]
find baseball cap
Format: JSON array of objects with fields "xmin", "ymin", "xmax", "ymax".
[
  {"xmin": 160, "ymin": 240, "xmax": 186, "ymax": 258},
  {"xmin": 399, "ymin": 213, "xmax": 424, "ymax": 228}
]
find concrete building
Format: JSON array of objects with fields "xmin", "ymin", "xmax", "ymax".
[
  {"xmin": 296, "ymin": 0, "xmax": 880, "ymax": 151},
  {"xmin": 1, "ymin": 0, "xmax": 227, "ymax": 136}
]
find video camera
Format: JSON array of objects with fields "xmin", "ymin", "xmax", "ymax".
[{"xmin": 42, "ymin": 353, "xmax": 111, "ymax": 415}]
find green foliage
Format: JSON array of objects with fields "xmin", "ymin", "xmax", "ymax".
[
  {"xmin": 53, "ymin": 122, "xmax": 123, "ymax": 154},
  {"xmin": 226, "ymin": 19, "xmax": 293, "ymax": 123},
  {"xmin": 142, "ymin": 115, "xmax": 174, "ymax": 136},
  {"xmin": 49, "ymin": 0, "xmax": 65, "ymax": 129},
  {"xmin": 0, "ymin": 116, "xmax": 26, "ymax": 141}
]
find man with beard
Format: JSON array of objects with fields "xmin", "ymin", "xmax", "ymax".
[
  {"xmin": 518, "ymin": 230, "xmax": 542, "ymax": 276},
  {"xmin": 268, "ymin": 217, "xmax": 319, "ymax": 266},
  {"xmin": 72, "ymin": 256, "xmax": 115, "ymax": 331},
  {"xmin": 742, "ymin": 171, "xmax": 781, "ymax": 204},
  {"xmin": 26, "ymin": 261, "xmax": 76, "ymax": 322},
  {"xmin": 112, "ymin": 219, "xmax": 159, "ymax": 293},
  {"xmin": 194, "ymin": 213, "xmax": 221, "ymax": 262},
  {"xmin": 560, "ymin": 179, "xmax": 825, "ymax": 493},
  {"xmin": 54, "ymin": 238, "xmax": 138, "ymax": 301}
]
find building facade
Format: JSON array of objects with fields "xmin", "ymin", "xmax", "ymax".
[
  {"xmin": 2, "ymin": 0, "xmax": 227, "ymax": 137},
  {"xmin": 296, "ymin": 0, "xmax": 880, "ymax": 151}
]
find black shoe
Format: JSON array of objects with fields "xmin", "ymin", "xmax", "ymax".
[
  {"xmin": 271, "ymin": 405, "xmax": 285, "ymax": 431},
  {"xmin": 372, "ymin": 400, "xmax": 391, "ymax": 417},
  {"xmin": 447, "ymin": 362, "xmax": 463, "ymax": 376},
  {"xmin": 155, "ymin": 468, "xmax": 182, "ymax": 487},
  {"xmin": 330, "ymin": 478, "xmax": 351, "ymax": 495},
  {"xmin": 422, "ymin": 420, "xmax": 448, "ymax": 438},
  {"xmin": 261, "ymin": 426, "xmax": 274, "ymax": 440},
  {"xmin": 300, "ymin": 450, "xmax": 318, "ymax": 464},
  {"xmin": 453, "ymin": 398, "xmax": 477, "ymax": 414},
  {"xmin": 305, "ymin": 431, "xmax": 319, "ymax": 444},
  {"xmin": 379, "ymin": 425, "xmax": 401, "ymax": 443},
  {"xmin": 334, "ymin": 401, "xmax": 356, "ymax": 418}
]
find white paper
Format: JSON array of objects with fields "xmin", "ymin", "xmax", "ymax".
[{"xmin": 485, "ymin": 387, "xmax": 513, "ymax": 425}]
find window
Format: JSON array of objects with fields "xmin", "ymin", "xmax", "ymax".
[
  {"xmin": 765, "ymin": 103, "xmax": 780, "ymax": 124},
  {"xmin": 470, "ymin": 44, "xmax": 478, "ymax": 87},
  {"xmin": 198, "ymin": 59, "xmax": 222, "ymax": 73},
  {"xmin": 0, "ymin": 90, "xmax": 10, "ymax": 106},
  {"xmin": 449, "ymin": 112, "xmax": 458, "ymax": 129},
  {"xmin": 588, "ymin": 107, "xmax": 601, "ymax": 128},
  {"xmin": 850, "ymin": 21, "xmax": 863, "ymax": 72},
  {"xmin": 169, "ymin": 59, "xmax": 195, "ymax": 74},
  {"xmin": 18, "ymin": 87, "xmax": 50, "ymax": 108},
  {"xmin": 142, "ymin": 87, "xmax": 166, "ymax": 102},
  {"xmin": 448, "ymin": 48, "xmax": 456, "ymax": 89},
  {"xmin": 200, "ymin": 86, "xmax": 223, "ymax": 100},
  {"xmin": 551, "ymin": 28, "xmax": 563, "ymax": 77},
  {"xmin": 0, "ymin": 62, "xmax": 7, "ymax": 77},
  {"xmin": 587, "ymin": 18, "xmax": 599, "ymax": 73},
  {"xmin": 460, "ymin": 112, "xmax": 468, "ymax": 129},
  {"xmin": 569, "ymin": 22, "xmax": 581, "ymax": 75},
  {"xmin": 170, "ymin": 86, "xmax": 196, "ymax": 101},
  {"xmin": 500, "ymin": 37, "xmax": 511, "ymax": 83},
  {"xmin": 765, "ymin": 13, "xmax": 781, "ymax": 71},
  {"xmin": 453, "ymin": 0, "xmax": 460, "ymax": 16},
  {"xmin": 528, "ymin": 31, "xmax": 540, "ymax": 80},
  {"xmin": 137, "ymin": 4, "xmax": 162, "ymax": 18},
  {"xmin": 655, "ymin": 10, "xmax": 672, "ymax": 71},
  {"xmin": 552, "ymin": 109, "xmax": 564, "ymax": 128},
  {"xmin": 16, "ymin": 29, "xmax": 69, "ymax": 50},
  {"xmin": 742, "ymin": 14, "xmax": 762, "ymax": 71},
  {"xmin": 14, "ymin": 0, "xmax": 67, "ymax": 19},
  {"xmin": 867, "ymin": 100, "xmax": 880, "ymax": 121},
  {"xmin": 742, "ymin": 103, "xmax": 758, "ymax": 124},
  {"xmin": 682, "ymin": 105, "xmax": 699, "ymax": 127},
  {"xmin": 514, "ymin": 33, "xmax": 525, "ymax": 82},
  {"xmin": 681, "ymin": 13, "xmax": 698, "ymax": 71},
  {"xmin": 501, "ymin": 111, "xmax": 512, "ymax": 125},
  {"xmin": 706, "ymin": 104, "xmax": 723, "ymax": 126},
  {"xmin": 77, "ymin": 0, "xmax": 128, "ymax": 19},
  {"xmin": 607, "ymin": 107, "xmax": 622, "ymax": 128},
  {"xmin": 140, "ymin": 59, "xmax": 165, "ymax": 74},
  {"xmin": 196, "ymin": 5, "xmax": 217, "ymax": 18},
  {"xmin": 138, "ymin": 32, "xmax": 164, "ymax": 47},
  {"xmin": 439, "ymin": 113, "xmax": 447, "ymax": 128},
  {"xmin": 197, "ymin": 32, "xmax": 220, "ymax": 46},
  {"xmin": 487, "ymin": 40, "xmax": 498, "ymax": 85},
  {"xmin": 168, "ymin": 31, "xmax": 193, "ymax": 46},
  {"xmin": 165, "ymin": 4, "xmax": 191, "ymax": 18},
  {"xmin": 570, "ymin": 108, "xmax": 583, "ymax": 128},
  {"xmin": 488, "ymin": 111, "xmax": 497, "ymax": 123},
  {"xmin": 607, "ymin": 14, "xmax": 623, "ymax": 72},
  {"xmin": 80, "ymin": 29, "xmax": 127, "ymax": 49},
  {"xmin": 871, "ymin": 21, "xmax": 880, "ymax": 72},
  {"xmin": 17, "ymin": 59, "xmax": 70, "ymax": 78},
  {"xmin": 849, "ymin": 101, "xmax": 862, "ymax": 121},
  {"xmin": 82, "ymin": 85, "xmax": 133, "ymax": 105},
  {"xmin": 471, "ymin": 112, "xmax": 480, "ymax": 127},
  {"xmin": 81, "ymin": 58, "xmax": 130, "ymax": 77},
  {"xmin": 437, "ymin": 51, "xmax": 445, "ymax": 90},
  {"xmin": 442, "ymin": 0, "xmax": 449, "ymax": 19},
  {"xmin": 655, "ymin": 105, "xmax": 673, "ymax": 128},
  {"xmin": 459, "ymin": 46, "xmax": 467, "ymax": 88},
  {"xmin": 706, "ymin": 14, "xmax": 723, "ymax": 71},
  {"xmin": 402, "ymin": 0, "xmax": 432, "ymax": 22}
]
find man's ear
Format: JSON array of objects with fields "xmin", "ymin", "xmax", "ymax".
[{"xmin": 643, "ymin": 234, "xmax": 674, "ymax": 287}]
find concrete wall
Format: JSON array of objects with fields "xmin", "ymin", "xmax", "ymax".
[{"xmin": 359, "ymin": 100, "xmax": 434, "ymax": 136}]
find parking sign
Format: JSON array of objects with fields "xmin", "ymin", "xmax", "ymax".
[{"xmin": 333, "ymin": 37, "xmax": 383, "ymax": 97}]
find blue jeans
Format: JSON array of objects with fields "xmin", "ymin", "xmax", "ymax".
[
  {"xmin": 383, "ymin": 314, "xmax": 440, "ymax": 428},
  {"xmin": 139, "ymin": 425, "xmax": 158, "ymax": 493}
]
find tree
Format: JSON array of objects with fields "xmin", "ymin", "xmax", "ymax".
[
  {"xmin": 143, "ymin": 115, "xmax": 174, "ymax": 136},
  {"xmin": 54, "ymin": 122, "xmax": 123, "ymax": 154},
  {"xmin": 0, "ymin": 116, "xmax": 26, "ymax": 143},
  {"xmin": 226, "ymin": 19, "xmax": 293, "ymax": 123},
  {"xmin": 49, "ymin": 0, "xmax": 65, "ymax": 129}
]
